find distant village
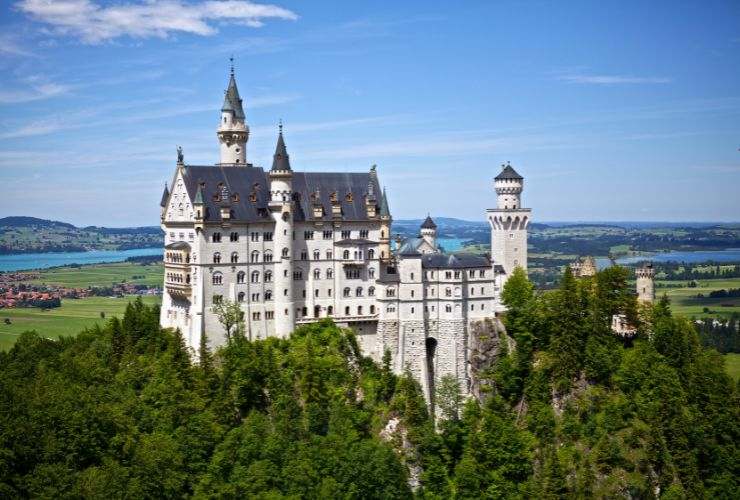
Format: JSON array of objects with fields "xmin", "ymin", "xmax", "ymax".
[{"xmin": 0, "ymin": 271, "xmax": 160, "ymax": 310}]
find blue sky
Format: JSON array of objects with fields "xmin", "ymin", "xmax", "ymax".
[{"xmin": 0, "ymin": 0, "xmax": 739, "ymax": 227}]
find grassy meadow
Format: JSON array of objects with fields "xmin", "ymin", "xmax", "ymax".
[
  {"xmin": 659, "ymin": 277, "xmax": 740, "ymax": 319},
  {"xmin": 0, "ymin": 295, "xmax": 161, "ymax": 351},
  {"xmin": 724, "ymin": 353, "xmax": 740, "ymax": 382},
  {"xmin": 29, "ymin": 261, "xmax": 163, "ymax": 288}
]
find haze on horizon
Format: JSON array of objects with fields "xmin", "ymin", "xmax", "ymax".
[{"xmin": 0, "ymin": 0, "xmax": 739, "ymax": 227}]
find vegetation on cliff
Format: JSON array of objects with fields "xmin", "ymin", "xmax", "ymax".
[{"xmin": 1, "ymin": 264, "xmax": 738, "ymax": 498}]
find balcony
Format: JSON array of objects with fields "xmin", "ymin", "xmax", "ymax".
[{"xmin": 166, "ymin": 281, "xmax": 192, "ymax": 298}]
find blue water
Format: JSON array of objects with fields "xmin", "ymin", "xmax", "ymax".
[
  {"xmin": 0, "ymin": 248, "xmax": 163, "ymax": 272},
  {"xmin": 595, "ymin": 248, "xmax": 740, "ymax": 268},
  {"xmin": 438, "ymin": 238, "xmax": 469, "ymax": 253}
]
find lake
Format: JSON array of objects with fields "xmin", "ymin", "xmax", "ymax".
[
  {"xmin": 596, "ymin": 248, "xmax": 740, "ymax": 268},
  {"xmin": 0, "ymin": 248, "xmax": 163, "ymax": 272}
]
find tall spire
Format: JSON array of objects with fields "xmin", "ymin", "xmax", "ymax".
[
  {"xmin": 271, "ymin": 123, "xmax": 291, "ymax": 171},
  {"xmin": 379, "ymin": 187, "xmax": 390, "ymax": 217},
  {"xmin": 221, "ymin": 61, "xmax": 245, "ymax": 120},
  {"xmin": 160, "ymin": 183, "xmax": 170, "ymax": 207}
]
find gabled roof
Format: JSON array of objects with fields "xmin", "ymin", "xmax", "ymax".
[
  {"xmin": 271, "ymin": 130, "xmax": 291, "ymax": 171},
  {"xmin": 221, "ymin": 72, "xmax": 245, "ymax": 120},
  {"xmin": 160, "ymin": 184, "xmax": 170, "ymax": 207},
  {"xmin": 495, "ymin": 164, "xmax": 523, "ymax": 180},
  {"xmin": 397, "ymin": 238, "xmax": 423, "ymax": 256},
  {"xmin": 421, "ymin": 215, "xmax": 437, "ymax": 229}
]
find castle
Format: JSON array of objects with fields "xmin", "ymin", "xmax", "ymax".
[{"xmin": 159, "ymin": 68, "xmax": 530, "ymax": 401}]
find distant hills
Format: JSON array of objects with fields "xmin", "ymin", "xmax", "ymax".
[
  {"xmin": 0, "ymin": 217, "xmax": 162, "ymax": 255},
  {"xmin": 2, "ymin": 216, "xmax": 738, "ymax": 256}
]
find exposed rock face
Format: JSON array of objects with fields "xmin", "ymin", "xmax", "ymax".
[
  {"xmin": 379, "ymin": 417, "xmax": 422, "ymax": 491},
  {"xmin": 468, "ymin": 317, "xmax": 511, "ymax": 403}
]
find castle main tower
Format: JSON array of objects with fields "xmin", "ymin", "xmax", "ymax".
[
  {"xmin": 268, "ymin": 125, "xmax": 295, "ymax": 337},
  {"xmin": 487, "ymin": 163, "xmax": 531, "ymax": 282},
  {"xmin": 636, "ymin": 263, "xmax": 655, "ymax": 303},
  {"xmin": 217, "ymin": 63, "xmax": 249, "ymax": 165}
]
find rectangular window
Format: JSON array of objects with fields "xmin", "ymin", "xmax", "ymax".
[
  {"xmin": 252, "ymin": 312, "xmax": 261, "ymax": 320},
  {"xmin": 263, "ymin": 231, "xmax": 273, "ymax": 241},
  {"xmin": 266, "ymin": 311, "xmax": 274, "ymax": 320},
  {"xmin": 359, "ymin": 229, "xmax": 369, "ymax": 238},
  {"xmin": 251, "ymin": 232, "xmax": 259, "ymax": 242},
  {"xmin": 341, "ymin": 230, "xmax": 351, "ymax": 239},
  {"xmin": 304, "ymin": 230, "xmax": 314, "ymax": 240},
  {"xmin": 323, "ymin": 230, "xmax": 333, "ymax": 239},
  {"xmin": 212, "ymin": 295, "xmax": 223, "ymax": 305}
]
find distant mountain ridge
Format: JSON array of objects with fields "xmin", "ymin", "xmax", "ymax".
[{"xmin": 0, "ymin": 217, "xmax": 162, "ymax": 255}]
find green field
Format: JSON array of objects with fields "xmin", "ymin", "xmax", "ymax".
[
  {"xmin": 724, "ymin": 353, "xmax": 740, "ymax": 382},
  {"xmin": 0, "ymin": 295, "xmax": 161, "ymax": 351},
  {"xmin": 29, "ymin": 261, "xmax": 163, "ymax": 288},
  {"xmin": 660, "ymin": 277, "xmax": 740, "ymax": 319}
]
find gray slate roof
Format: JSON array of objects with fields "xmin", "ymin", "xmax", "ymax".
[
  {"xmin": 421, "ymin": 253, "xmax": 490, "ymax": 269},
  {"xmin": 222, "ymin": 73, "xmax": 245, "ymax": 120},
  {"xmin": 379, "ymin": 187, "xmax": 391, "ymax": 218},
  {"xmin": 160, "ymin": 184, "xmax": 170, "ymax": 207},
  {"xmin": 397, "ymin": 238, "xmax": 423, "ymax": 256},
  {"xmin": 495, "ymin": 164, "xmax": 523, "ymax": 180},
  {"xmin": 271, "ymin": 131, "xmax": 291, "ymax": 171},
  {"xmin": 421, "ymin": 215, "xmax": 437, "ymax": 229},
  {"xmin": 179, "ymin": 165, "xmax": 383, "ymax": 223}
]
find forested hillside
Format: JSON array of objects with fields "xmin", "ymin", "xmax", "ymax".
[
  {"xmin": 0, "ymin": 217, "xmax": 161, "ymax": 254},
  {"xmin": 0, "ymin": 267, "xmax": 738, "ymax": 498}
]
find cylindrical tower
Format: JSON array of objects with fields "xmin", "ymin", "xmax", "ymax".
[
  {"xmin": 636, "ymin": 263, "xmax": 655, "ymax": 303},
  {"xmin": 269, "ymin": 126, "xmax": 295, "ymax": 337},
  {"xmin": 378, "ymin": 187, "xmax": 392, "ymax": 260},
  {"xmin": 420, "ymin": 215, "xmax": 437, "ymax": 250},
  {"xmin": 495, "ymin": 164, "xmax": 523, "ymax": 209},
  {"xmin": 217, "ymin": 65, "xmax": 249, "ymax": 165}
]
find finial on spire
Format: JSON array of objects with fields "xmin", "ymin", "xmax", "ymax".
[
  {"xmin": 278, "ymin": 119, "xmax": 283, "ymax": 134},
  {"xmin": 229, "ymin": 55, "xmax": 234, "ymax": 76},
  {"xmin": 176, "ymin": 145, "xmax": 184, "ymax": 164}
]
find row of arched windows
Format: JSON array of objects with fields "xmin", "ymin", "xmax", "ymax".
[
  {"xmin": 212, "ymin": 251, "xmax": 274, "ymax": 264},
  {"xmin": 342, "ymin": 286, "xmax": 375, "ymax": 298}
]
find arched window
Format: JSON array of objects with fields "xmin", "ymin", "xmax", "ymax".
[
  {"xmin": 236, "ymin": 271, "xmax": 245, "ymax": 284},
  {"xmin": 251, "ymin": 250, "xmax": 260, "ymax": 263},
  {"xmin": 368, "ymin": 249, "xmax": 375, "ymax": 259},
  {"xmin": 445, "ymin": 305, "xmax": 452, "ymax": 312},
  {"xmin": 327, "ymin": 269, "xmax": 333, "ymax": 279},
  {"xmin": 327, "ymin": 306, "xmax": 333, "ymax": 316},
  {"xmin": 343, "ymin": 250, "xmax": 350, "ymax": 260},
  {"xmin": 368, "ymin": 268, "xmax": 375, "ymax": 279},
  {"xmin": 313, "ymin": 269, "xmax": 321, "ymax": 279},
  {"xmin": 368, "ymin": 286, "xmax": 375, "ymax": 297},
  {"xmin": 345, "ymin": 306, "xmax": 350, "ymax": 315},
  {"xmin": 282, "ymin": 247, "xmax": 289, "ymax": 258},
  {"xmin": 264, "ymin": 250, "xmax": 273, "ymax": 262},
  {"xmin": 264, "ymin": 271, "xmax": 273, "ymax": 283},
  {"xmin": 213, "ymin": 252, "xmax": 221, "ymax": 264},
  {"xmin": 265, "ymin": 290, "xmax": 272, "ymax": 301},
  {"xmin": 356, "ymin": 286, "xmax": 363, "ymax": 296},
  {"xmin": 357, "ymin": 305, "xmax": 363, "ymax": 315},
  {"xmin": 313, "ymin": 250, "xmax": 320, "ymax": 260},
  {"xmin": 326, "ymin": 250, "xmax": 333, "ymax": 259},
  {"xmin": 212, "ymin": 232, "xmax": 221, "ymax": 243},
  {"xmin": 231, "ymin": 252, "xmax": 238, "ymax": 263},
  {"xmin": 251, "ymin": 271, "xmax": 260, "ymax": 283},
  {"xmin": 237, "ymin": 292, "xmax": 245, "ymax": 302},
  {"xmin": 212, "ymin": 272, "xmax": 223, "ymax": 285},
  {"xmin": 370, "ymin": 305, "xmax": 375, "ymax": 314},
  {"xmin": 343, "ymin": 287, "xmax": 351, "ymax": 297}
]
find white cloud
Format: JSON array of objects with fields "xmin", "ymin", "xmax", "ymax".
[
  {"xmin": 15, "ymin": 0, "xmax": 298, "ymax": 43},
  {"xmin": 557, "ymin": 74, "xmax": 672, "ymax": 85},
  {"xmin": 0, "ymin": 33, "xmax": 35, "ymax": 56},
  {"xmin": 0, "ymin": 78, "xmax": 72, "ymax": 104}
]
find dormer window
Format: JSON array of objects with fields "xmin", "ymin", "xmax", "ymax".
[{"xmin": 345, "ymin": 192, "xmax": 353, "ymax": 202}]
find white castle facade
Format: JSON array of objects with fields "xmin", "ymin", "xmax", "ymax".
[{"xmin": 160, "ymin": 70, "xmax": 531, "ymax": 401}]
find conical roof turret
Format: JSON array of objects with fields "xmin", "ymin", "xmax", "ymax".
[
  {"xmin": 160, "ymin": 183, "xmax": 170, "ymax": 207},
  {"xmin": 421, "ymin": 214, "xmax": 437, "ymax": 229},
  {"xmin": 379, "ymin": 187, "xmax": 391, "ymax": 217},
  {"xmin": 271, "ymin": 125, "xmax": 291, "ymax": 172},
  {"xmin": 221, "ymin": 68, "xmax": 245, "ymax": 120},
  {"xmin": 495, "ymin": 162, "xmax": 523, "ymax": 180}
]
